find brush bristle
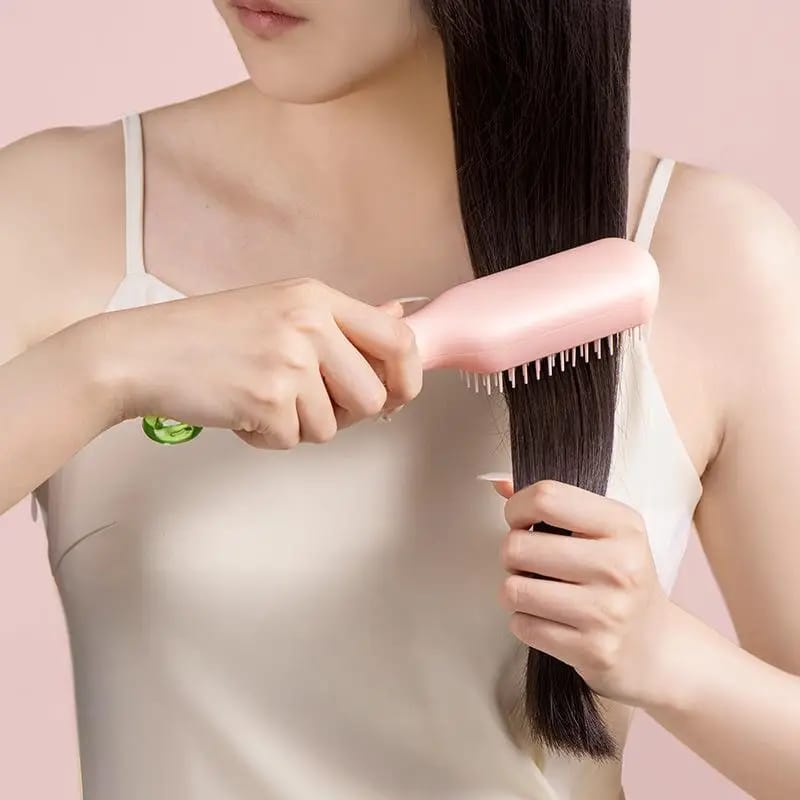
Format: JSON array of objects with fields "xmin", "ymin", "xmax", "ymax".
[{"xmin": 458, "ymin": 327, "xmax": 636, "ymax": 394}]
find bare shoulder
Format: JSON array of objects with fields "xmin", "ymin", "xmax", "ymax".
[
  {"xmin": 0, "ymin": 121, "xmax": 126, "ymax": 362},
  {"xmin": 651, "ymin": 160, "xmax": 800, "ymax": 470}
]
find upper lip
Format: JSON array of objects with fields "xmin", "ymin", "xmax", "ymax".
[{"xmin": 231, "ymin": 0, "xmax": 305, "ymax": 19}]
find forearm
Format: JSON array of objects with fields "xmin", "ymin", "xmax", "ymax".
[
  {"xmin": 0, "ymin": 316, "xmax": 121, "ymax": 513},
  {"xmin": 644, "ymin": 604, "xmax": 800, "ymax": 800}
]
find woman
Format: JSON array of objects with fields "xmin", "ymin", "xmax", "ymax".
[{"xmin": 1, "ymin": 1, "xmax": 798, "ymax": 798}]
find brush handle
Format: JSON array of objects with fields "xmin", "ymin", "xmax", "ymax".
[{"xmin": 405, "ymin": 237, "xmax": 658, "ymax": 373}]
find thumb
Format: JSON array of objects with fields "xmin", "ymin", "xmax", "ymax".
[
  {"xmin": 377, "ymin": 296, "xmax": 431, "ymax": 319},
  {"xmin": 476, "ymin": 472, "xmax": 515, "ymax": 499},
  {"xmin": 378, "ymin": 300, "xmax": 405, "ymax": 318}
]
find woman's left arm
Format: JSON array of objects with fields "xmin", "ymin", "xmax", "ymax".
[
  {"xmin": 650, "ymin": 177, "xmax": 800, "ymax": 796},
  {"xmin": 489, "ymin": 176, "xmax": 800, "ymax": 799}
]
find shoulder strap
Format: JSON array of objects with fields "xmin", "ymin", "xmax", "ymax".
[
  {"xmin": 122, "ymin": 113, "xmax": 146, "ymax": 276},
  {"xmin": 633, "ymin": 157, "xmax": 675, "ymax": 252},
  {"xmin": 631, "ymin": 157, "xmax": 676, "ymax": 344}
]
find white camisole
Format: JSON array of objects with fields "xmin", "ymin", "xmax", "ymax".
[{"xmin": 34, "ymin": 114, "xmax": 703, "ymax": 800}]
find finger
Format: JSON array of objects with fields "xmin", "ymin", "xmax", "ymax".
[
  {"xmin": 378, "ymin": 296, "xmax": 431, "ymax": 319},
  {"xmin": 509, "ymin": 612, "xmax": 583, "ymax": 667},
  {"xmin": 234, "ymin": 429, "xmax": 272, "ymax": 449},
  {"xmin": 296, "ymin": 370, "xmax": 339, "ymax": 444},
  {"xmin": 317, "ymin": 325, "xmax": 387, "ymax": 417},
  {"xmin": 329, "ymin": 292, "xmax": 417, "ymax": 364},
  {"xmin": 381, "ymin": 332, "xmax": 423, "ymax": 413},
  {"xmin": 477, "ymin": 473, "xmax": 514, "ymax": 499},
  {"xmin": 500, "ymin": 529, "xmax": 603, "ymax": 583},
  {"xmin": 504, "ymin": 480, "xmax": 631, "ymax": 540},
  {"xmin": 377, "ymin": 300, "xmax": 405, "ymax": 318},
  {"xmin": 234, "ymin": 409, "xmax": 300, "ymax": 450},
  {"xmin": 333, "ymin": 404, "xmax": 358, "ymax": 430},
  {"xmin": 340, "ymin": 315, "xmax": 421, "ymax": 415},
  {"xmin": 500, "ymin": 575, "xmax": 594, "ymax": 628}
]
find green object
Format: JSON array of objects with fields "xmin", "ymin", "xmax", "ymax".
[{"xmin": 142, "ymin": 416, "xmax": 203, "ymax": 445}]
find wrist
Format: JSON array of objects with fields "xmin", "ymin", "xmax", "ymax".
[
  {"xmin": 65, "ymin": 312, "xmax": 134, "ymax": 429},
  {"xmin": 640, "ymin": 602, "xmax": 726, "ymax": 717}
]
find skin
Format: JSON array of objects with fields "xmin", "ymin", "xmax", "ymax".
[{"xmin": 1, "ymin": 1, "xmax": 799, "ymax": 796}]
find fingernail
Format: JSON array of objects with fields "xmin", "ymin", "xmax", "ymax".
[
  {"xmin": 476, "ymin": 472, "xmax": 513, "ymax": 482},
  {"xmin": 377, "ymin": 404, "xmax": 405, "ymax": 423},
  {"xmin": 395, "ymin": 296, "xmax": 431, "ymax": 305}
]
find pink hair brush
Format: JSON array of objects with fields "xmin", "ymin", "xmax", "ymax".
[
  {"xmin": 141, "ymin": 237, "xmax": 658, "ymax": 442},
  {"xmin": 404, "ymin": 237, "xmax": 657, "ymax": 394}
]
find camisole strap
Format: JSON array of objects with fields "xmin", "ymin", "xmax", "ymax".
[
  {"xmin": 32, "ymin": 120, "xmax": 146, "ymax": 524},
  {"xmin": 633, "ymin": 157, "xmax": 675, "ymax": 251},
  {"xmin": 632, "ymin": 156, "xmax": 675, "ymax": 342},
  {"xmin": 122, "ymin": 113, "xmax": 146, "ymax": 277}
]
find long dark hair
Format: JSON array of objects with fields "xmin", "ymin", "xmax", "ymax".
[{"xmin": 425, "ymin": 0, "xmax": 631, "ymax": 760}]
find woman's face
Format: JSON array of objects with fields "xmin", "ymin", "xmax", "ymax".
[{"xmin": 213, "ymin": 0, "xmax": 436, "ymax": 103}]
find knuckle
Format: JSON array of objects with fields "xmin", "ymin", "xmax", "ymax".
[
  {"xmin": 387, "ymin": 321, "xmax": 416, "ymax": 355},
  {"xmin": 392, "ymin": 376, "xmax": 422, "ymax": 405},
  {"xmin": 235, "ymin": 430, "xmax": 269, "ymax": 450},
  {"xmin": 358, "ymin": 385, "xmax": 388, "ymax": 416},
  {"xmin": 275, "ymin": 338, "xmax": 316, "ymax": 373},
  {"xmin": 283, "ymin": 305, "xmax": 328, "ymax": 337},
  {"xmin": 586, "ymin": 633, "xmax": 619, "ymax": 672},
  {"xmin": 502, "ymin": 575, "xmax": 526, "ymax": 609},
  {"xmin": 531, "ymin": 480, "xmax": 561, "ymax": 512},
  {"xmin": 500, "ymin": 531, "xmax": 525, "ymax": 571},
  {"xmin": 235, "ymin": 416, "xmax": 259, "ymax": 435},
  {"xmin": 307, "ymin": 420, "xmax": 338, "ymax": 444},
  {"xmin": 270, "ymin": 425, "xmax": 301, "ymax": 450},
  {"xmin": 607, "ymin": 550, "xmax": 647, "ymax": 590},
  {"xmin": 251, "ymin": 374, "xmax": 293, "ymax": 407},
  {"xmin": 593, "ymin": 594, "xmax": 629, "ymax": 628}
]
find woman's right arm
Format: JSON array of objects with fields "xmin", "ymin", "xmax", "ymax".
[
  {"xmin": 0, "ymin": 128, "xmax": 422, "ymax": 515},
  {"xmin": 0, "ymin": 128, "xmax": 112, "ymax": 514},
  {"xmin": 0, "ymin": 317, "xmax": 123, "ymax": 514}
]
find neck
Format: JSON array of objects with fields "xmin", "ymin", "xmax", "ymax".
[{"xmin": 215, "ymin": 35, "xmax": 459, "ymax": 219}]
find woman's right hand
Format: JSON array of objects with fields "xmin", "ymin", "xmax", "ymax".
[{"xmin": 91, "ymin": 277, "xmax": 423, "ymax": 449}]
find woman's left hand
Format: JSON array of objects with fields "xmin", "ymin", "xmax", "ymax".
[{"xmin": 486, "ymin": 476, "xmax": 688, "ymax": 709}]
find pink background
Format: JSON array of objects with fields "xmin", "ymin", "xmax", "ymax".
[{"xmin": 1, "ymin": 2, "xmax": 797, "ymax": 798}]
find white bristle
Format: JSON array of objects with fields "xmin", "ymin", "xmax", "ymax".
[{"xmin": 460, "ymin": 332, "xmax": 632, "ymax": 397}]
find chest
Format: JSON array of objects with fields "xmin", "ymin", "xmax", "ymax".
[{"xmin": 139, "ymin": 153, "xmax": 472, "ymax": 305}]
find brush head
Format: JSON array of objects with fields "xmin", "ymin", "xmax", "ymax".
[{"xmin": 405, "ymin": 238, "xmax": 658, "ymax": 376}]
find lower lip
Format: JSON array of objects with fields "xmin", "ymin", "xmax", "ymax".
[{"xmin": 234, "ymin": 7, "xmax": 305, "ymax": 38}]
